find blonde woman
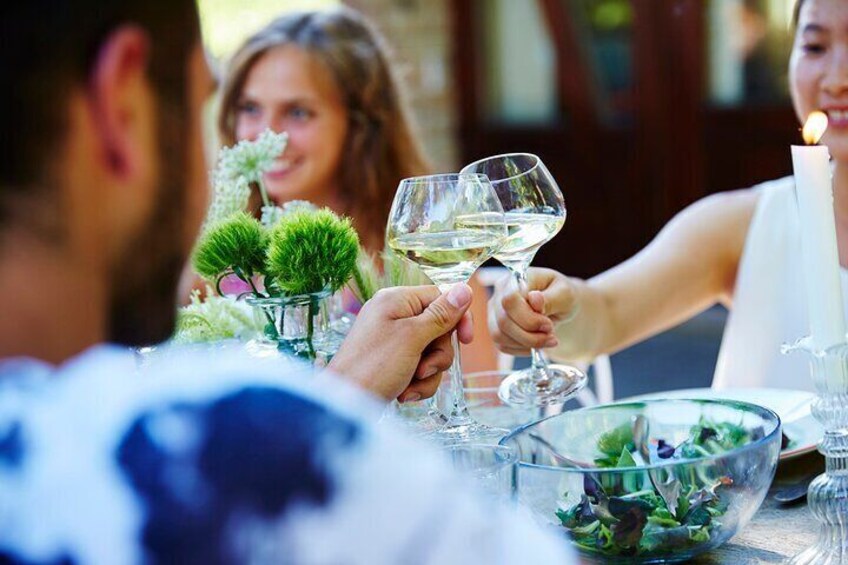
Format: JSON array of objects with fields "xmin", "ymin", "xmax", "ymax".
[{"xmin": 216, "ymin": 8, "xmax": 498, "ymax": 372}]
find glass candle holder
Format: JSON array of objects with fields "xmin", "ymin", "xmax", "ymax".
[{"xmin": 784, "ymin": 337, "xmax": 848, "ymax": 564}]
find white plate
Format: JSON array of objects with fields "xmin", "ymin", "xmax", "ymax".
[{"xmin": 624, "ymin": 388, "xmax": 821, "ymax": 461}]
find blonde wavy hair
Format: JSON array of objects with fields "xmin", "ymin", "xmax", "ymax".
[
  {"xmin": 217, "ymin": 8, "xmax": 430, "ymax": 251},
  {"xmin": 793, "ymin": 0, "xmax": 805, "ymax": 28}
]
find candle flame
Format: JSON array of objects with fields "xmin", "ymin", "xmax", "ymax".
[{"xmin": 802, "ymin": 111, "xmax": 828, "ymax": 145}]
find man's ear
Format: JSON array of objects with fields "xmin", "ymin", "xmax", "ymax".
[{"xmin": 87, "ymin": 25, "xmax": 152, "ymax": 180}]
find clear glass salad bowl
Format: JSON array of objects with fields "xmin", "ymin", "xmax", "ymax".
[{"xmin": 500, "ymin": 399, "xmax": 781, "ymax": 563}]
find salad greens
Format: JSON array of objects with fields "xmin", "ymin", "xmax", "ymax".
[
  {"xmin": 556, "ymin": 418, "xmax": 750, "ymax": 557},
  {"xmin": 557, "ymin": 475, "xmax": 732, "ymax": 556},
  {"xmin": 593, "ymin": 418, "xmax": 758, "ymax": 468}
]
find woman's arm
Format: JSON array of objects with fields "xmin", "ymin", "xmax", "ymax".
[{"xmin": 489, "ymin": 189, "xmax": 759, "ymax": 362}]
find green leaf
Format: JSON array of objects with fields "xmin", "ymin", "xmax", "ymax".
[
  {"xmin": 616, "ymin": 447, "xmax": 641, "ymax": 493},
  {"xmin": 597, "ymin": 423, "xmax": 634, "ymax": 458},
  {"xmin": 647, "ymin": 514, "xmax": 681, "ymax": 528},
  {"xmin": 688, "ymin": 526, "xmax": 711, "ymax": 543}
]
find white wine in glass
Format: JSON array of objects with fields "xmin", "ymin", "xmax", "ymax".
[
  {"xmin": 458, "ymin": 210, "xmax": 564, "ymax": 272},
  {"xmin": 461, "ymin": 153, "xmax": 587, "ymax": 407},
  {"xmin": 387, "ymin": 173, "xmax": 508, "ymax": 442},
  {"xmin": 389, "ymin": 231, "xmax": 505, "ymax": 286}
]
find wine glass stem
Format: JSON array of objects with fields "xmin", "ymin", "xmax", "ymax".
[
  {"xmin": 446, "ymin": 329, "xmax": 472, "ymax": 421},
  {"xmin": 437, "ymin": 283, "xmax": 473, "ymax": 425},
  {"xmin": 513, "ymin": 270, "xmax": 552, "ymax": 384}
]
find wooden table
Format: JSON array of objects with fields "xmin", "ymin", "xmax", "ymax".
[{"xmin": 693, "ymin": 452, "xmax": 824, "ymax": 563}]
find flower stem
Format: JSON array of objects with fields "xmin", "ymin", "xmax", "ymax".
[
  {"xmin": 306, "ymin": 297, "xmax": 316, "ymax": 359},
  {"xmin": 237, "ymin": 268, "xmax": 263, "ymax": 298},
  {"xmin": 256, "ymin": 177, "xmax": 271, "ymax": 208},
  {"xmin": 214, "ymin": 272, "xmax": 232, "ymax": 297},
  {"xmin": 236, "ymin": 267, "xmax": 278, "ymax": 339}
]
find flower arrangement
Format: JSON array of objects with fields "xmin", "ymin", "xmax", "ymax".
[
  {"xmin": 176, "ymin": 127, "xmax": 432, "ymax": 360},
  {"xmin": 192, "ymin": 208, "xmax": 360, "ymax": 300},
  {"xmin": 177, "ymin": 129, "xmax": 360, "ymax": 361}
]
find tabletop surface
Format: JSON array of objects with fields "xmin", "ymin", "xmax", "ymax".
[{"xmin": 692, "ymin": 452, "xmax": 823, "ymax": 564}]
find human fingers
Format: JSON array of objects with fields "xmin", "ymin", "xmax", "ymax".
[
  {"xmin": 409, "ymin": 283, "xmax": 473, "ymax": 345},
  {"xmin": 500, "ymin": 290, "xmax": 555, "ymax": 334},
  {"xmin": 456, "ymin": 311, "xmax": 473, "ymax": 344},
  {"xmin": 493, "ymin": 306, "xmax": 558, "ymax": 350},
  {"xmin": 398, "ymin": 372, "xmax": 442, "ymax": 403},
  {"xmin": 415, "ymin": 334, "xmax": 453, "ymax": 380},
  {"xmin": 531, "ymin": 271, "xmax": 581, "ymax": 323}
]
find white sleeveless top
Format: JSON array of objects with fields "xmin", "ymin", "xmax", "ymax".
[{"xmin": 713, "ymin": 176, "xmax": 848, "ymax": 391}]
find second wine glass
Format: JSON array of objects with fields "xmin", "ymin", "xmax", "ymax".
[
  {"xmin": 460, "ymin": 153, "xmax": 586, "ymax": 407},
  {"xmin": 387, "ymin": 173, "xmax": 508, "ymax": 442}
]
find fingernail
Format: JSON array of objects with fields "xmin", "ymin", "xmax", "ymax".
[
  {"xmin": 539, "ymin": 322, "xmax": 553, "ymax": 333},
  {"xmin": 401, "ymin": 392, "xmax": 421, "ymax": 403},
  {"xmin": 420, "ymin": 367, "xmax": 438, "ymax": 380},
  {"xmin": 545, "ymin": 336, "xmax": 559, "ymax": 348},
  {"xmin": 446, "ymin": 283, "xmax": 472, "ymax": 308}
]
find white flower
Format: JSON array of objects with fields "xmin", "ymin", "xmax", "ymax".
[
  {"xmin": 260, "ymin": 205, "xmax": 284, "ymax": 229},
  {"xmin": 281, "ymin": 200, "xmax": 318, "ymax": 216},
  {"xmin": 204, "ymin": 174, "xmax": 251, "ymax": 230},
  {"xmin": 215, "ymin": 129, "xmax": 289, "ymax": 185},
  {"xmin": 201, "ymin": 129, "xmax": 289, "ymax": 229},
  {"xmin": 173, "ymin": 288, "xmax": 265, "ymax": 344},
  {"xmin": 260, "ymin": 200, "xmax": 319, "ymax": 229}
]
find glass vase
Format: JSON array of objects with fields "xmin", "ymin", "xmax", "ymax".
[
  {"xmin": 246, "ymin": 290, "xmax": 345, "ymax": 366},
  {"xmin": 327, "ymin": 289, "xmax": 356, "ymax": 336}
]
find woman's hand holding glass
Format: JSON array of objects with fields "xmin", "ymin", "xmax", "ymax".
[{"xmin": 488, "ymin": 267, "xmax": 583, "ymax": 356}]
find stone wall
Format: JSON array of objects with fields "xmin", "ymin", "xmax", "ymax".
[{"xmin": 345, "ymin": 0, "xmax": 459, "ymax": 171}]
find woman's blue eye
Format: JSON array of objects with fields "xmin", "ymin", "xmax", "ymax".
[
  {"xmin": 237, "ymin": 102, "xmax": 261, "ymax": 116},
  {"xmin": 289, "ymin": 107, "xmax": 312, "ymax": 120}
]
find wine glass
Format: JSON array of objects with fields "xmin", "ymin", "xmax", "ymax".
[
  {"xmin": 461, "ymin": 153, "xmax": 587, "ymax": 406},
  {"xmin": 387, "ymin": 173, "xmax": 508, "ymax": 442}
]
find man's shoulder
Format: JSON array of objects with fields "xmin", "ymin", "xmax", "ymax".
[
  {"xmin": 0, "ymin": 344, "xmax": 380, "ymax": 562},
  {"xmin": 17, "ymin": 343, "xmax": 380, "ymax": 422}
]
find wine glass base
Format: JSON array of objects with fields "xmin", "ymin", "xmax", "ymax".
[
  {"xmin": 381, "ymin": 400, "xmax": 448, "ymax": 436},
  {"xmin": 498, "ymin": 364, "xmax": 588, "ymax": 407},
  {"xmin": 429, "ymin": 416, "xmax": 509, "ymax": 445}
]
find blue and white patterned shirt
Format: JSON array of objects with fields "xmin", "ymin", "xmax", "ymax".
[{"xmin": 0, "ymin": 344, "xmax": 573, "ymax": 564}]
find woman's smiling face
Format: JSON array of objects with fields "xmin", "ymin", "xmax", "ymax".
[
  {"xmin": 790, "ymin": 0, "xmax": 848, "ymax": 160},
  {"xmin": 234, "ymin": 45, "xmax": 349, "ymax": 206}
]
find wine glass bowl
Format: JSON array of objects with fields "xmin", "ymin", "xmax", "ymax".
[
  {"xmin": 461, "ymin": 153, "xmax": 564, "ymax": 273},
  {"xmin": 460, "ymin": 153, "xmax": 586, "ymax": 407}
]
